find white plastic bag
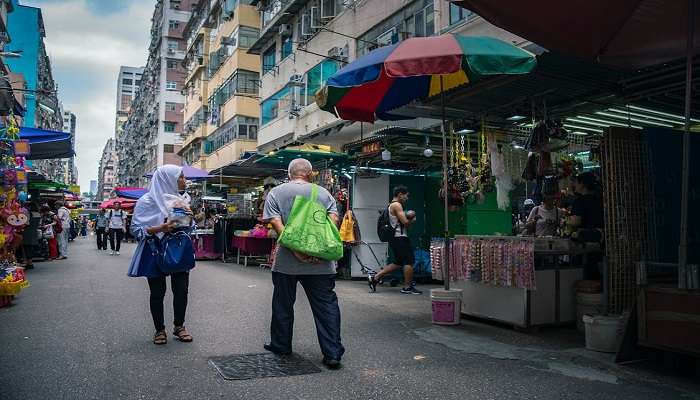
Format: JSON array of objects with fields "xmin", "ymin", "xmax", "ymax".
[{"xmin": 164, "ymin": 194, "xmax": 192, "ymax": 228}]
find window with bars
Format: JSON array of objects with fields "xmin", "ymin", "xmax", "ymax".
[
  {"xmin": 166, "ymin": 81, "xmax": 178, "ymax": 91},
  {"xmin": 262, "ymin": 45, "xmax": 276, "ymax": 74},
  {"xmin": 204, "ymin": 116, "xmax": 259, "ymax": 154},
  {"xmin": 208, "ymin": 69, "xmax": 259, "ymax": 113},
  {"xmin": 163, "ymin": 144, "xmax": 175, "ymax": 153},
  {"xmin": 165, "ymin": 102, "xmax": 177, "ymax": 112},
  {"xmin": 164, "ymin": 122, "xmax": 176, "ymax": 132}
]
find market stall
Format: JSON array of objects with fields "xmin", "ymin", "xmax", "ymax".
[{"xmin": 0, "ymin": 118, "xmax": 31, "ymax": 307}]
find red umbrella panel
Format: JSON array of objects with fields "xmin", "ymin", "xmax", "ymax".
[{"xmin": 99, "ymin": 198, "xmax": 136, "ymax": 210}]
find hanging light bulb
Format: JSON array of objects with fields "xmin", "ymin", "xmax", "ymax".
[
  {"xmin": 423, "ymin": 147, "xmax": 433, "ymax": 157},
  {"xmin": 381, "ymin": 149, "xmax": 391, "ymax": 161}
]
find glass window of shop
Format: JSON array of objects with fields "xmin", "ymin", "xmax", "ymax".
[
  {"xmin": 261, "ymin": 86, "xmax": 291, "ymax": 125},
  {"xmin": 263, "ymin": 45, "xmax": 276, "ymax": 74},
  {"xmin": 356, "ymin": 0, "xmax": 434, "ymax": 56},
  {"xmin": 449, "ymin": 4, "xmax": 474, "ymax": 25},
  {"xmin": 204, "ymin": 116, "xmax": 259, "ymax": 154}
]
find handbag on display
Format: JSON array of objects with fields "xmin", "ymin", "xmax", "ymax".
[
  {"xmin": 277, "ymin": 184, "xmax": 343, "ymax": 261},
  {"xmin": 159, "ymin": 230, "xmax": 195, "ymax": 274},
  {"xmin": 521, "ymin": 152, "xmax": 539, "ymax": 181},
  {"xmin": 339, "ymin": 210, "xmax": 356, "ymax": 243}
]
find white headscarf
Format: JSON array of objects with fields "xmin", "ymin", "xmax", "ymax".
[{"xmin": 132, "ymin": 164, "xmax": 183, "ymax": 233}]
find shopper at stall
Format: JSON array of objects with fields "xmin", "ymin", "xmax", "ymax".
[
  {"xmin": 55, "ymin": 201, "xmax": 71, "ymax": 260},
  {"xmin": 40, "ymin": 205, "xmax": 58, "ymax": 261},
  {"xmin": 568, "ymin": 172, "xmax": 604, "ymax": 241},
  {"xmin": 108, "ymin": 202, "xmax": 127, "ymax": 255},
  {"xmin": 526, "ymin": 194, "xmax": 565, "ymax": 237},
  {"xmin": 95, "ymin": 209, "xmax": 108, "ymax": 250},
  {"xmin": 262, "ymin": 158, "xmax": 344, "ymax": 370},
  {"xmin": 369, "ymin": 185, "xmax": 422, "ymax": 295},
  {"xmin": 20, "ymin": 203, "xmax": 41, "ymax": 269},
  {"xmin": 128, "ymin": 164, "xmax": 194, "ymax": 345}
]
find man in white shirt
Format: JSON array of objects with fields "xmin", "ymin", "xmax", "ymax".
[
  {"xmin": 55, "ymin": 201, "xmax": 71, "ymax": 259},
  {"xmin": 108, "ymin": 202, "xmax": 127, "ymax": 255}
]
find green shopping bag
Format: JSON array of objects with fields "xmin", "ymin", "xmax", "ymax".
[{"xmin": 278, "ymin": 184, "xmax": 343, "ymax": 261}]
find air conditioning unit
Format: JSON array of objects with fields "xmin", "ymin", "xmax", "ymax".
[
  {"xmin": 167, "ymin": 48, "xmax": 175, "ymax": 55},
  {"xmin": 223, "ymin": 10, "xmax": 234, "ymax": 20},
  {"xmin": 328, "ymin": 46, "xmax": 349, "ymax": 62},
  {"xmin": 288, "ymin": 74, "xmax": 304, "ymax": 87},
  {"xmin": 279, "ymin": 24, "xmax": 292, "ymax": 37}
]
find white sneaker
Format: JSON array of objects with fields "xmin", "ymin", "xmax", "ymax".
[
  {"xmin": 110, "ymin": 250, "xmax": 115, "ymax": 255},
  {"xmin": 115, "ymin": 251, "xmax": 120, "ymax": 256}
]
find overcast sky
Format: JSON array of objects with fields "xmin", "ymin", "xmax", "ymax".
[{"xmin": 24, "ymin": 0, "xmax": 153, "ymax": 192}]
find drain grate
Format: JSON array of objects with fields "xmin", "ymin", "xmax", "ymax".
[{"xmin": 210, "ymin": 353, "xmax": 322, "ymax": 380}]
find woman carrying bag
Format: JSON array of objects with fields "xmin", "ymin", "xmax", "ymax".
[{"xmin": 127, "ymin": 165, "xmax": 195, "ymax": 345}]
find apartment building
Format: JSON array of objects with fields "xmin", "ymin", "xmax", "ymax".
[
  {"xmin": 248, "ymin": 0, "xmax": 524, "ymax": 152},
  {"xmin": 7, "ymin": 0, "xmax": 65, "ymax": 178},
  {"xmin": 97, "ymin": 138, "xmax": 118, "ymax": 201},
  {"xmin": 115, "ymin": 66, "xmax": 144, "ymax": 137},
  {"xmin": 117, "ymin": 0, "xmax": 197, "ymax": 186},
  {"xmin": 179, "ymin": 0, "xmax": 260, "ymax": 172},
  {"xmin": 60, "ymin": 108, "xmax": 77, "ymax": 184}
]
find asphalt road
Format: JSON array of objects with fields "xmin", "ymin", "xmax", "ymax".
[{"xmin": 1, "ymin": 238, "xmax": 698, "ymax": 400}]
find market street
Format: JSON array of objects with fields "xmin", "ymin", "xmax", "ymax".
[{"xmin": 0, "ymin": 239, "xmax": 697, "ymax": 400}]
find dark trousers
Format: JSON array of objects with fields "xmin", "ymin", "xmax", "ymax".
[
  {"xmin": 96, "ymin": 228, "xmax": 107, "ymax": 250},
  {"xmin": 147, "ymin": 272, "xmax": 189, "ymax": 332},
  {"xmin": 270, "ymin": 272, "xmax": 344, "ymax": 360},
  {"xmin": 109, "ymin": 229, "xmax": 123, "ymax": 251}
]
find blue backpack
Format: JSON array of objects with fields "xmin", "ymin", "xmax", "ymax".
[{"xmin": 159, "ymin": 230, "xmax": 195, "ymax": 274}]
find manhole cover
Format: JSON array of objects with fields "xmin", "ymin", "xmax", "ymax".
[{"xmin": 210, "ymin": 353, "xmax": 322, "ymax": 380}]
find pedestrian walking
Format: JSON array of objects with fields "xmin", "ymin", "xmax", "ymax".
[
  {"xmin": 262, "ymin": 158, "xmax": 345, "ymax": 369},
  {"xmin": 95, "ymin": 209, "xmax": 108, "ymax": 250},
  {"xmin": 40, "ymin": 205, "xmax": 58, "ymax": 260},
  {"xmin": 369, "ymin": 185, "xmax": 422, "ymax": 294},
  {"xmin": 107, "ymin": 202, "xmax": 127, "ymax": 255},
  {"xmin": 55, "ymin": 201, "xmax": 71, "ymax": 260},
  {"xmin": 127, "ymin": 165, "xmax": 194, "ymax": 345},
  {"xmin": 80, "ymin": 216, "xmax": 88, "ymax": 238}
]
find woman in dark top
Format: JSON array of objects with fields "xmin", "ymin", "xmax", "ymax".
[{"xmin": 21, "ymin": 203, "xmax": 41, "ymax": 269}]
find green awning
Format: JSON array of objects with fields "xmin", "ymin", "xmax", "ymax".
[{"xmin": 254, "ymin": 149, "xmax": 349, "ymax": 169}]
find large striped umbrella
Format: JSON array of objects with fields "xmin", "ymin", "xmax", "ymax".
[
  {"xmin": 317, "ymin": 35, "xmax": 536, "ymax": 291},
  {"xmin": 316, "ymin": 35, "xmax": 537, "ymax": 122}
]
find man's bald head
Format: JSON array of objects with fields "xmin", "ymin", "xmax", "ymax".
[{"xmin": 288, "ymin": 158, "xmax": 313, "ymax": 181}]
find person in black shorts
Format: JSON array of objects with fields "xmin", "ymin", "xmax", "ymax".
[{"xmin": 369, "ymin": 186, "xmax": 422, "ymax": 294}]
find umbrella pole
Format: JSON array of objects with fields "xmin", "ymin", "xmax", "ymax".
[
  {"xmin": 679, "ymin": 0, "xmax": 694, "ymax": 281},
  {"xmin": 441, "ymin": 75, "xmax": 450, "ymax": 291}
]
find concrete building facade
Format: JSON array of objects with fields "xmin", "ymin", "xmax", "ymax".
[
  {"xmin": 118, "ymin": 0, "xmax": 197, "ymax": 186},
  {"xmin": 60, "ymin": 108, "xmax": 77, "ymax": 184},
  {"xmin": 6, "ymin": 0, "xmax": 65, "ymax": 179},
  {"xmin": 248, "ymin": 0, "xmax": 524, "ymax": 152},
  {"xmin": 179, "ymin": 0, "xmax": 260, "ymax": 172},
  {"xmin": 96, "ymin": 138, "xmax": 118, "ymax": 201}
]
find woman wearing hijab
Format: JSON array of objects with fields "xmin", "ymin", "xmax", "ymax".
[{"xmin": 127, "ymin": 165, "xmax": 194, "ymax": 345}]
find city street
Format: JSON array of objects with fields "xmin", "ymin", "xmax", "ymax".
[{"xmin": 1, "ymin": 239, "xmax": 698, "ymax": 400}]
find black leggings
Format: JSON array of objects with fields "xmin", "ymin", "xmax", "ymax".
[
  {"xmin": 109, "ymin": 229, "xmax": 123, "ymax": 251},
  {"xmin": 147, "ymin": 272, "xmax": 189, "ymax": 332}
]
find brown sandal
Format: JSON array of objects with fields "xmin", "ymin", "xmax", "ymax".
[
  {"xmin": 173, "ymin": 326, "xmax": 193, "ymax": 342},
  {"xmin": 153, "ymin": 330, "xmax": 167, "ymax": 345}
]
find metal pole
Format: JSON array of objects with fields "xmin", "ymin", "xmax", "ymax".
[
  {"xmin": 679, "ymin": 0, "xmax": 694, "ymax": 274},
  {"xmin": 441, "ymin": 75, "xmax": 450, "ymax": 291}
]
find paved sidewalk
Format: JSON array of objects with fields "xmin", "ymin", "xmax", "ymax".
[{"xmin": 1, "ymin": 239, "xmax": 698, "ymax": 400}]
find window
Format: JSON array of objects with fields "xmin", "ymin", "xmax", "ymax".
[
  {"xmin": 163, "ymin": 122, "xmax": 176, "ymax": 132},
  {"xmin": 208, "ymin": 70, "xmax": 259, "ymax": 114},
  {"xmin": 261, "ymin": 86, "xmax": 291, "ymax": 125},
  {"xmin": 204, "ymin": 116, "xmax": 259, "ymax": 154},
  {"xmin": 165, "ymin": 102, "xmax": 177, "ymax": 112},
  {"xmin": 281, "ymin": 34, "xmax": 293, "ymax": 59},
  {"xmin": 168, "ymin": 20, "xmax": 179, "ymax": 30},
  {"xmin": 300, "ymin": 59, "xmax": 339, "ymax": 106},
  {"xmin": 163, "ymin": 144, "xmax": 175, "ymax": 153},
  {"xmin": 166, "ymin": 81, "xmax": 178, "ymax": 91},
  {"xmin": 170, "ymin": 0, "xmax": 181, "ymax": 10},
  {"xmin": 167, "ymin": 60, "xmax": 178, "ymax": 69},
  {"xmin": 449, "ymin": 4, "xmax": 473, "ymax": 25},
  {"xmin": 122, "ymin": 78, "xmax": 133, "ymax": 85},
  {"xmin": 356, "ymin": 0, "xmax": 435, "ymax": 56},
  {"xmin": 262, "ymin": 45, "xmax": 276, "ymax": 74},
  {"xmin": 167, "ymin": 40, "xmax": 179, "ymax": 50},
  {"xmin": 135, "ymin": 80, "xmax": 141, "ymax": 86},
  {"xmin": 414, "ymin": 4, "xmax": 434, "ymax": 37},
  {"xmin": 237, "ymin": 26, "xmax": 260, "ymax": 49}
]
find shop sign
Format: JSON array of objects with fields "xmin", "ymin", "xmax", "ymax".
[
  {"xmin": 361, "ymin": 140, "xmax": 381, "ymax": 154},
  {"xmin": 69, "ymin": 185, "xmax": 81, "ymax": 194}
]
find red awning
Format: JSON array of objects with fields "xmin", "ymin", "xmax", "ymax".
[{"xmin": 99, "ymin": 198, "xmax": 136, "ymax": 210}]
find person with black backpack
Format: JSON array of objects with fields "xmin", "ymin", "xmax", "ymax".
[
  {"xmin": 107, "ymin": 202, "xmax": 127, "ymax": 255},
  {"xmin": 371, "ymin": 185, "xmax": 422, "ymax": 294}
]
